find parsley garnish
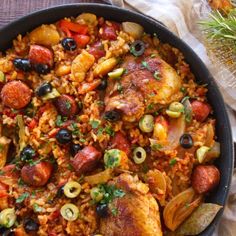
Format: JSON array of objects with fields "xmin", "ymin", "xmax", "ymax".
[
  {"xmin": 169, "ymin": 158, "xmax": 177, "ymax": 166},
  {"xmin": 153, "ymin": 70, "xmax": 161, "ymax": 80},
  {"xmin": 0, "ymin": 170, "xmax": 5, "ymax": 175},
  {"xmin": 33, "ymin": 203, "xmax": 43, "ymax": 212},
  {"xmin": 18, "ymin": 178, "xmax": 25, "ymax": 186},
  {"xmin": 67, "ymin": 163, "xmax": 73, "ymax": 171},
  {"xmin": 90, "ymin": 120, "xmax": 100, "ymax": 129},
  {"xmin": 111, "ymin": 207, "xmax": 118, "ymax": 216},
  {"xmin": 56, "ymin": 115, "xmax": 65, "ymax": 127},
  {"xmin": 79, "ymin": 138, "xmax": 86, "ymax": 143},
  {"xmin": 71, "ymin": 122, "xmax": 81, "ymax": 135},
  {"xmin": 151, "ymin": 143, "xmax": 163, "ymax": 151},
  {"xmin": 65, "ymin": 101, "xmax": 71, "ymax": 110},
  {"xmin": 16, "ymin": 192, "xmax": 30, "ymax": 203},
  {"xmin": 141, "ymin": 60, "xmax": 149, "ymax": 69},
  {"xmin": 99, "ymin": 184, "xmax": 125, "ymax": 205},
  {"xmin": 147, "ymin": 103, "xmax": 154, "ymax": 110},
  {"xmin": 105, "ymin": 126, "xmax": 115, "ymax": 136},
  {"xmin": 180, "ymin": 87, "xmax": 187, "ymax": 93},
  {"xmin": 117, "ymin": 83, "xmax": 123, "ymax": 94}
]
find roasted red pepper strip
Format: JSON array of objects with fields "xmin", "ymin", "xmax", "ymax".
[
  {"xmin": 59, "ymin": 20, "xmax": 88, "ymax": 35},
  {"xmin": 72, "ymin": 34, "xmax": 90, "ymax": 48}
]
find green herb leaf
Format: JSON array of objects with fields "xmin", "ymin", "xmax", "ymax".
[
  {"xmin": 169, "ymin": 158, "xmax": 177, "ymax": 166},
  {"xmin": 90, "ymin": 120, "xmax": 100, "ymax": 129},
  {"xmin": 0, "ymin": 170, "xmax": 5, "ymax": 175},
  {"xmin": 65, "ymin": 100, "xmax": 71, "ymax": 110},
  {"xmin": 105, "ymin": 126, "xmax": 115, "ymax": 136},
  {"xmin": 111, "ymin": 207, "xmax": 118, "ymax": 216},
  {"xmin": 16, "ymin": 192, "xmax": 30, "ymax": 203},
  {"xmin": 141, "ymin": 61, "xmax": 149, "ymax": 69},
  {"xmin": 33, "ymin": 203, "xmax": 43, "ymax": 212},
  {"xmin": 180, "ymin": 87, "xmax": 187, "ymax": 93},
  {"xmin": 147, "ymin": 103, "xmax": 154, "ymax": 110},
  {"xmin": 117, "ymin": 83, "xmax": 123, "ymax": 94},
  {"xmin": 151, "ymin": 143, "xmax": 163, "ymax": 151}
]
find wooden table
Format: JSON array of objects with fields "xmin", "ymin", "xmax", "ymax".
[{"xmin": 0, "ymin": 0, "xmax": 107, "ymax": 28}]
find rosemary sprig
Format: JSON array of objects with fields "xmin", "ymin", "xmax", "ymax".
[{"xmin": 199, "ymin": 9, "xmax": 236, "ymax": 44}]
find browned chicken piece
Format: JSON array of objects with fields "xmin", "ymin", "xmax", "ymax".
[
  {"xmin": 100, "ymin": 173, "xmax": 163, "ymax": 236},
  {"xmin": 104, "ymin": 52, "xmax": 182, "ymax": 122}
]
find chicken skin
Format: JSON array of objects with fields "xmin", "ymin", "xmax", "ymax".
[
  {"xmin": 104, "ymin": 52, "xmax": 183, "ymax": 122},
  {"xmin": 100, "ymin": 174, "xmax": 163, "ymax": 236}
]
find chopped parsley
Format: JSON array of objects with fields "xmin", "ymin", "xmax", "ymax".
[
  {"xmin": 151, "ymin": 143, "xmax": 163, "ymax": 151},
  {"xmin": 16, "ymin": 192, "xmax": 30, "ymax": 203},
  {"xmin": 153, "ymin": 70, "xmax": 161, "ymax": 80},
  {"xmin": 71, "ymin": 122, "xmax": 81, "ymax": 135},
  {"xmin": 147, "ymin": 103, "xmax": 154, "ymax": 110},
  {"xmin": 99, "ymin": 184, "xmax": 125, "ymax": 205},
  {"xmin": 65, "ymin": 100, "xmax": 71, "ymax": 110},
  {"xmin": 117, "ymin": 83, "xmax": 123, "ymax": 94},
  {"xmin": 56, "ymin": 115, "xmax": 67, "ymax": 127},
  {"xmin": 0, "ymin": 170, "xmax": 5, "ymax": 175},
  {"xmin": 90, "ymin": 120, "xmax": 100, "ymax": 129},
  {"xmin": 105, "ymin": 125, "xmax": 115, "ymax": 136},
  {"xmin": 67, "ymin": 163, "xmax": 73, "ymax": 171},
  {"xmin": 169, "ymin": 158, "xmax": 177, "ymax": 166},
  {"xmin": 180, "ymin": 87, "xmax": 187, "ymax": 93},
  {"xmin": 18, "ymin": 178, "xmax": 25, "ymax": 186},
  {"xmin": 79, "ymin": 138, "xmax": 86, "ymax": 143},
  {"xmin": 33, "ymin": 203, "xmax": 43, "ymax": 212},
  {"xmin": 111, "ymin": 207, "xmax": 118, "ymax": 216},
  {"xmin": 141, "ymin": 60, "xmax": 149, "ymax": 70}
]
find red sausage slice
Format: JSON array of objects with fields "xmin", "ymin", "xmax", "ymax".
[
  {"xmin": 21, "ymin": 161, "xmax": 53, "ymax": 187},
  {"xmin": 191, "ymin": 100, "xmax": 211, "ymax": 122},
  {"xmin": 70, "ymin": 146, "xmax": 102, "ymax": 174},
  {"xmin": 192, "ymin": 165, "xmax": 220, "ymax": 194},
  {"xmin": 54, "ymin": 94, "xmax": 78, "ymax": 117},
  {"xmin": 29, "ymin": 45, "xmax": 53, "ymax": 66},
  {"xmin": 1, "ymin": 81, "xmax": 32, "ymax": 109},
  {"xmin": 88, "ymin": 41, "xmax": 105, "ymax": 60},
  {"xmin": 99, "ymin": 22, "xmax": 120, "ymax": 40},
  {"xmin": 110, "ymin": 132, "xmax": 131, "ymax": 156}
]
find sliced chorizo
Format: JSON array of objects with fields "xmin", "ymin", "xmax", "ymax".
[
  {"xmin": 191, "ymin": 165, "xmax": 220, "ymax": 194},
  {"xmin": 54, "ymin": 94, "xmax": 78, "ymax": 117},
  {"xmin": 21, "ymin": 161, "xmax": 53, "ymax": 187},
  {"xmin": 70, "ymin": 146, "xmax": 102, "ymax": 174},
  {"xmin": 99, "ymin": 22, "xmax": 120, "ymax": 40},
  {"xmin": 88, "ymin": 41, "xmax": 105, "ymax": 60},
  {"xmin": 29, "ymin": 45, "xmax": 53, "ymax": 67},
  {"xmin": 110, "ymin": 132, "xmax": 131, "ymax": 156},
  {"xmin": 191, "ymin": 100, "xmax": 211, "ymax": 122},
  {"xmin": 1, "ymin": 80, "xmax": 32, "ymax": 109}
]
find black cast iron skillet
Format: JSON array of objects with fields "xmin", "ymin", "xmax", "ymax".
[{"xmin": 0, "ymin": 3, "xmax": 233, "ymax": 236}]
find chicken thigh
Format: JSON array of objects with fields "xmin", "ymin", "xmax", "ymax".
[
  {"xmin": 100, "ymin": 173, "xmax": 163, "ymax": 236},
  {"xmin": 104, "ymin": 52, "xmax": 182, "ymax": 122}
]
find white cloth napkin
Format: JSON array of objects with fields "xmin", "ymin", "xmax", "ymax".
[{"xmin": 108, "ymin": 0, "xmax": 236, "ymax": 235}]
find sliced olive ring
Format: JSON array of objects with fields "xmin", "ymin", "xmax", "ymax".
[
  {"xmin": 60, "ymin": 203, "xmax": 79, "ymax": 221},
  {"xmin": 139, "ymin": 114, "xmax": 154, "ymax": 133},
  {"xmin": 130, "ymin": 40, "xmax": 145, "ymax": 57},
  {"xmin": 133, "ymin": 147, "xmax": 146, "ymax": 164},
  {"xmin": 63, "ymin": 181, "xmax": 81, "ymax": 198},
  {"xmin": 0, "ymin": 208, "xmax": 16, "ymax": 228},
  {"xmin": 179, "ymin": 134, "xmax": 193, "ymax": 149}
]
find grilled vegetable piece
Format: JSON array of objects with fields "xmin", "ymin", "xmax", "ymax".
[
  {"xmin": 177, "ymin": 203, "xmax": 222, "ymax": 235},
  {"xmin": 71, "ymin": 50, "xmax": 95, "ymax": 82},
  {"xmin": 84, "ymin": 169, "xmax": 113, "ymax": 185},
  {"xmin": 29, "ymin": 24, "xmax": 60, "ymax": 46},
  {"xmin": 163, "ymin": 187, "xmax": 202, "ymax": 231},
  {"xmin": 122, "ymin": 22, "xmax": 144, "ymax": 39},
  {"xmin": 0, "ymin": 136, "xmax": 11, "ymax": 168}
]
